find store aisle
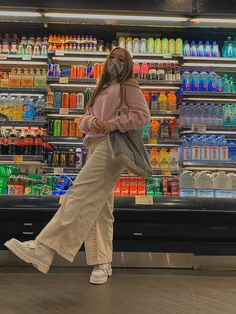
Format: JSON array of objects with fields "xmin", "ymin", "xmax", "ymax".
[{"xmin": 0, "ymin": 268, "xmax": 236, "ymax": 314}]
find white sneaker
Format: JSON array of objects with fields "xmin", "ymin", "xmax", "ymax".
[
  {"xmin": 89, "ymin": 263, "xmax": 112, "ymax": 285},
  {"xmin": 4, "ymin": 238, "xmax": 54, "ymax": 274}
]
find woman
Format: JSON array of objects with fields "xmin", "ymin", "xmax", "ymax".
[{"xmin": 5, "ymin": 47, "xmax": 150, "ymax": 285}]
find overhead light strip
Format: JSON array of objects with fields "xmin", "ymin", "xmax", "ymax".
[
  {"xmin": 45, "ymin": 12, "xmax": 188, "ymax": 22},
  {"xmin": 183, "ymin": 62, "xmax": 236, "ymax": 68},
  {"xmin": 192, "ymin": 18, "xmax": 236, "ymax": 24},
  {"xmin": 0, "ymin": 11, "xmax": 41, "ymax": 17}
]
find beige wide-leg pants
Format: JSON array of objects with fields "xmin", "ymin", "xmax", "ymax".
[{"xmin": 36, "ymin": 137, "xmax": 124, "ymax": 265}]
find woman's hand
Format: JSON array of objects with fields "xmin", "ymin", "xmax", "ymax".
[
  {"xmin": 90, "ymin": 118, "xmax": 105, "ymax": 133},
  {"xmin": 95, "ymin": 120, "xmax": 111, "ymax": 134}
]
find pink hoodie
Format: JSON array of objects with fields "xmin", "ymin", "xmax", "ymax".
[{"xmin": 79, "ymin": 80, "xmax": 150, "ymax": 146}]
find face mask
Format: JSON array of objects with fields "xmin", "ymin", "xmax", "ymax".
[{"xmin": 107, "ymin": 58, "xmax": 124, "ymax": 77}]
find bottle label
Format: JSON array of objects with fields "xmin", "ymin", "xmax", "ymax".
[
  {"xmin": 220, "ymin": 146, "xmax": 228, "ymax": 161},
  {"xmin": 211, "ymin": 146, "xmax": 219, "ymax": 160},
  {"xmin": 192, "ymin": 146, "xmax": 200, "ymax": 160},
  {"xmin": 201, "ymin": 146, "xmax": 210, "ymax": 160},
  {"xmin": 183, "ymin": 147, "xmax": 189, "ymax": 160}
]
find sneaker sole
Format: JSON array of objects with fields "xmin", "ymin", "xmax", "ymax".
[
  {"xmin": 4, "ymin": 239, "xmax": 49, "ymax": 274},
  {"xmin": 89, "ymin": 269, "xmax": 112, "ymax": 285}
]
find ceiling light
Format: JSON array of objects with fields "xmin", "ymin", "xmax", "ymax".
[
  {"xmin": 0, "ymin": 11, "xmax": 41, "ymax": 17},
  {"xmin": 192, "ymin": 18, "xmax": 236, "ymax": 24},
  {"xmin": 45, "ymin": 12, "xmax": 188, "ymax": 22}
]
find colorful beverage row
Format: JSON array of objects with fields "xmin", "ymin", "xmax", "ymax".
[
  {"xmin": 0, "ymin": 69, "xmax": 47, "ymax": 88},
  {"xmin": 142, "ymin": 118, "xmax": 179, "ymax": 141},
  {"xmin": 47, "ymin": 119, "xmax": 83, "ymax": 137},
  {"xmin": 114, "ymin": 177, "xmax": 179, "ymax": 197},
  {"xmin": 47, "ymin": 148, "xmax": 87, "ymax": 169}
]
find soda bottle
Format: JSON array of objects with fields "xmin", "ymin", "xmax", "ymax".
[
  {"xmin": 148, "ymin": 63, "xmax": 157, "ymax": 80},
  {"xmin": 2, "ymin": 129, "xmax": 9, "ymax": 155},
  {"xmin": 8, "ymin": 127, "xmax": 17, "ymax": 155},
  {"xmin": 190, "ymin": 41, "xmax": 197, "ymax": 57},
  {"xmin": 14, "ymin": 175, "xmax": 25, "ymax": 195},
  {"xmin": 34, "ymin": 128, "xmax": 43, "ymax": 155},
  {"xmin": 157, "ymin": 63, "xmax": 165, "ymax": 81},
  {"xmin": 205, "ymin": 40, "xmax": 212, "ymax": 57},
  {"xmin": 7, "ymin": 176, "xmax": 15, "ymax": 195},
  {"xmin": 133, "ymin": 63, "xmax": 141, "ymax": 79},
  {"xmin": 140, "ymin": 63, "xmax": 149, "ymax": 80},
  {"xmin": 165, "ymin": 62, "xmax": 172, "ymax": 81},
  {"xmin": 160, "ymin": 119, "xmax": 169, "ymax": 139},
  {"xmin": 173, "ymin": 64, "xmax": 181, "ymax": 81}
]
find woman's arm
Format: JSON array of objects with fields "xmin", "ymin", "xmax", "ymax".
[
  {"xmin": 108, "ymin": 85, "xmax": 150, "ymax": 132},
  {"xmin": 78, "ymin": 109, "xmax": 96, "ymax": 133}
]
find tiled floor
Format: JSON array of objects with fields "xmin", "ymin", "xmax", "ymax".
[{"xmin": 0, "ymin": 267, "xmax": 236, "ymax": 314}]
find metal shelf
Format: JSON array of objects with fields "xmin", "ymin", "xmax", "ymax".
[
  {"xmin": 143, "ymin": 139, "xmax": 181, "ymax": 147},
  {"xmin": 182, "ymin": 161, "xmax": 236, "ymax": 169},
  {"xmin": 0, "ymin": 120, "xmax": 47, "ymax": 127},
  {"xmin": 179, "ymin": 91, "xmax": 236, "ymax": 104},
  {"xmin": 45, "ymin": 108, "xmax": 85, "ymax": 115},
  {"xmin": 180, "ymin": 125, "xmax": 236, "ymax": 137},
  {"xmin": 150, "ymin": 110, "xmax": 179, "ymax": 117},
  {"xmin": 182, "ymin": 57, "xmax": 236, "ymax": 71},
  {"xmin": 45, "ymin": 136, "xmax": 84, "ymax": 145},
  {"xmin": 0, "ymin": 87, "xmax": 47, "ymax": 93}
]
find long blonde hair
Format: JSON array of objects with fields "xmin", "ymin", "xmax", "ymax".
[{"xmin": 86, "ymin": 47, "xmax": 139, "ymax": 110}]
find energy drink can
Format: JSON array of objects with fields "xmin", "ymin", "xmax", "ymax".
[
  {"xmin": 71, "ymin": 65, "xmax": 77, "ymax": 78},
  {"xmin": 161, "ymin": 38, "xmax": 169, "ymax": 54},
  {"xmin": 47, "ymin": 92, "xmax": 54, "ymax": 108},
  {"xmin": 132, "ymin": 38, "xmax": 140, "ymax": 54},
  {"xmin": 48, "ymin": 119, "xmax": 54, "ymax": 136},
  {"xmin": 60, "ymin": 151, "xmax": 67, "ymax": 167},
  {"xmin": 154, "ymin": 38, "xmax": 162, "ymax": 54},
  {"xmin": 77, "ymin": 93, "xmax": 84, "ymax": 109},
  {"xmin": 69, "ymin": 149, "xmax": 76, "ymax": 167},
  {"xmin": 54, "ymin": 92, "xmax": 62, "ymax": 109},
  {"xmin": 140, "ymin": 38, "xmax": 147, "ymax": 54},
  {"xmin": 52, "ymin": 151, "xmax": 59, "ymax": 167},
  {"xmin": 84, "ymin": 88, "xmax": 92, "ymax": 105},
  {"xmin": 147, "ymin": 37, "xmax": 154, "ymax": 54},
  {"xmin": 53, "ymin": 64, "xmax": 61, "ymax": 78},
  {"xmin": 175, "ymin": 38, "xmax": 183, "ymax": 55},
  {"xmin": 169, "ymin": 38, "xmax": 176, "ymax": 55},
  {"xmin": 61, "ymin": 120, "xmax": 69, "ymax": 136},
  {"xmin": 47, "ymin": 64, "xmax": 54, "ymax": 77},
  {"xmin": 69, "ymin": 93, "xmax": 77, "ymax": 109},
  {"xmin": 47, "ymin": 151, "xmax": 53, "ymax": 167},
  {"xmin": 62, "ymin": 92, "xmax": 69, "ymax": 108},
  {"xmin": 56, "ymin": 120, "xmax": 62, "ymax": 136},
  {"xmin": 75, "ymin": 147, "xmax": 83, "ymax": 169}
]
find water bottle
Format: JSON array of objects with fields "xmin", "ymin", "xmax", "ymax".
[
  {"xmin": 183, "ymin": 40, "xmax": 191, "ymax": 56},
  {"xmin": 212, "ymin": 41, "xmax": 220, "ymax": 57},
  {"xmin": 202, "ymin": 104, "xmax": 209, "ymax": 125},
  {"xmin": 200, "ymin": 135, "xmax": 210, "ymax": 161},
  {"xmin": 218, "ymin": 105, "xmax": 224, "ymax": 126},
  {"xmin": 190, "ymin": 40, "xmax": 198, "ymax": 57},
  {"xmin": 222, "ymin": 74, "xmax": 230, "ymax": 93},
  {"xmin": 191, "ymin": 135, "xmax": 201, "ymax": 160},
  {"xmin": 199, "ymin": 104, "xmax": 205, "ymax": 125},
  {"xmin": 204, "ymin": 40, "xmax": 212, "ymax": 57},
  {"xmin": 233, "ymin": 39, "xmax": 236, "ymax": 57},
  {"xmin": 227, "ymin": 36, "xmax": 233, "ymax": 57},
  {"xmin": 208, "ymin": 70, "xmax": 217, "ymax": 92},
  {"xmin": 229, "ymin": 77, "xmax": 235, "ymax": 93},
  {"xmin": 218, "ymin": 136, "xmax": 229, "ymax": 161},
  {"xmin": 209, "ymin": 135, "xmax": 219, "ymax": 161},
  {"xmin": 191, "ymin": 69, "xmax": 200, "ymax": 91},
  {"xmin": 182, "ymin": 68, "xmax": 191, "ymax": 91},
  {"xmin": 197, "ymin": 40, "xmax": 205, "ymax": 57},
  {"xmin": 181, "ymin": 136, "xmax": 189, "ymax": 161},
  {"xmin": 222, "ymin": 41, "xmax": 227, "ymax": 57},
  {"xmin": 208, "ymin": 104, "xmax": 214, "ymax": 126},
  {"xmin": 216, "ymin": 75, "xmax": 223, "ymax": 92},
  {"xmin": 199, "ymin": 68, "xmax": 208, "ymax": 92}
]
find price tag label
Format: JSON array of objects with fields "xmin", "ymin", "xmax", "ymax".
[
  {"xmin": 191, "ymin": 124, "xmax": 206, "ymax": 134},
  {"xmin": 0, "ymin": 54, "xmax": 7, "ymax": 60},
  {"xmin": 22, "ymin": 55, "xmax": 32, "ymax": 61},
  {"xmin": 59, "ymin": 77, "xmax": 69, "ymax": 84},
  {"xmin": 135, "ymin": 195, "xmax": 154, "ymax": 205},
  {"xmin": 163, "ymin": 54, "xmax": 172, "ymax": 59},
  {"xmin": 13, "ymin": 155, "xmax": 24, "ymax": 163},
  {"xmin": 162, "ymin": 171, "xmax": 171, "ymax": 176},
  {"xmin": 59, "ymin": 108, "xmax": 69, "ymax": 115},
  {"xmin": 54, "ymin": 167, "xmax": 63, "ymax": 174},
  {"xmin": 59, "ymin": 194, "xmax": 66, "ymax": 204},
  {"xmin": 55, "ymin": 50, "xmax": 65, "ymax": 56},
  {"xmin": 149, "ymin": 138, "xmax": 157, "ymax": 144}
]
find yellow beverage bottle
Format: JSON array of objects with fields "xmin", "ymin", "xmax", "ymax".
[
  {"xmin": 157, "ymin": 91, "xmax": 167, "ymax": 112},
  {"xmin": 1, "ymin": 72, "xmax": 9, "ymax": 87},
  {"xmin": 149, "ymin": 148, "xmax": 159, "ymax": 170}
]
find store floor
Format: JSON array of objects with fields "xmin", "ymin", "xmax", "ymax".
[{"xmin": 0, "ymin": 267, "xmax": 236, "ymax": 314}]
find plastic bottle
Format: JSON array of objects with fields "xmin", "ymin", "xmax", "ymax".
[
  {"xmin": 8, "ymin": 128, "xmax": 17, "ymax": 155},
  {"xmin": 222, "ymin": 74, "xmax": 230, "ymax": 93},
  {"xmin": 212, "ymin": 41, "xmax": 220, "ymax": 57},
  {"xmin": 200, "ymin": 135, "xmax": 210, "ymax": 161},
  {"xmin": 150, "ymin": 94, "xmax": 158, "ymax": 111},
  {"xmin": 208, "ymin": 70, "xmax": 217, "ymax": 92},
  {"xmin": 35, "ymin": 97, "xmax": 45, "ymax": 121},
  {"xmin": 218, "ymin": 136, "xmax": 229, "ymax": 161},
  {"xmin": 222, "ymin": 41, "xmax": 227, "ymax": 57},
  {"xmin": 160, "ymin": 119, "xmax": 169, "ymax": 139},
  {"xmin": 182, "ymin": 68, "xmax": 191, "ymax": 91},
  {"xmin": 156, "ymin": 63, "xmax": 165, "ymax": 81},
  {"xmin": 167, "ymin": 91, "xmax": 176, "ymax": 111},
  {"xmin": 140, "ymin": 63, "xmax": 149, "ymax": 80},
  {"xmin": 173, "ymin": 64, "xmax": 181, "ymax": 81},
  {"xmin": 190, "ymin": 135, "xmax": 201, "ymax": 160},
  {"xmin": 150, "ymin": 119, "xmax": 160, "ymax": 139},
  {"xmin": 226, "ymin": 37, "xmax": 233, "ymax": 57},
  {"xmin": 183, "ymin": 40, "xmax": 191, "ymax": 56},
  {"xmin": 158, "ymin": 91, "xmax": 167, "ymax": 112},
  {"xmin": 199, "ymin": 68, "xmax": 208, "ymax": 91},
  {"xmin": 181, "ymin": 136, "xmax": 189, "ymax": 161},
  {"xmin": 197, "ymin": 40, "xmax": 205, "ymax": 57},
  {"xmin": 209, "ymin": 135, "xmax": 219, "ymax": 161},
  {"xmin": 190, "ymin": 40, "xmax": 198, "ymax": 57},
  {"xmin": 204, "ymin": 40, "xmax": 212, "ymax": 57},
  {"xmin": 216, "ymin": 75, "xmax": 223, "ymax": 92},
  {"xmin": 191, "ymin": 68, "xmax": 200, "ymax": 91},
  {"xmin": 142, "ymin": 124, "xmax": 151, "ymax": 139}
]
